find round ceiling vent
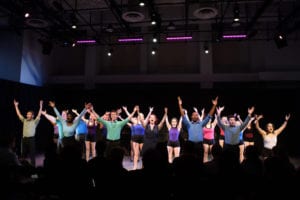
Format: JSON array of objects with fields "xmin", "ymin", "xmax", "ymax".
[
  {"xmin": 122, "ymin": 11, "xmax": 145, "ymax": 23},
  {"xmin": 26, "ymin": 18, "xmax": 48, "ymax": 28},
  {"xmin": 193, "ymin": 7, "xmax": 218, "ymax": 20}
]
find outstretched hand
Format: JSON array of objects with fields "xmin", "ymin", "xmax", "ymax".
[
  {"xmin": 49, "ymin": 101, "xmax": 55, "ymax": 108},
  {"xmin": 212, "ymin": 96, "xmax": 218, "ymax": 105},
  {"xmin": 177, "ymin": 96, "xmax": 182, "ymax": 105},
  {"xmin": 85, "ymin": 102, "xmax": 93, "ymax": 110},
  {"xmin": 13, "ymin": 99, "xmax": 19, "ymax": 106},
  {"xmin": 248, "ymin": 106, "xmax": 255, "ymax": 115},
  {"xmin": 285, "ymin": 114, "xmax": 291, "ymax": 121}
]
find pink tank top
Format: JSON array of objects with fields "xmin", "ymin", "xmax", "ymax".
[{"xmin": 203, "ymin": 127, "xmax": 215, "ymax": 140}]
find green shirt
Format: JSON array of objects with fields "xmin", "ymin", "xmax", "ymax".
[
  {"xmin": 19, "ymin": 117, "xmax": 40, "ymax": 138},
  {"xmin": 97, "ymin": 117, "xmax": 129, "ymax": 140}
]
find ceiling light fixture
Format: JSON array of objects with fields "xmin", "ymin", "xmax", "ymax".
[
  {"xmin": 118, "ymin": 38, "xmax": 143, "ymax": 42},
  {"xmin": 151, "ymin": 47, "xmax": 157, "ymax": 55},
  {"xmin": 139, "ymin": 1, "xmax": 145, "ymax": 7},
  {"xmin": 76, "ymin": 40, "xmax": 96, "ymax": 44},
  {"xmin": 152, "ymin": 34, "xmax": 158, "ymax": 43},
  {"xmin": 222, "ymin": 34, "xmax": 247, "ymax": 39},
  {"xmin": 24, "ymin": 12, "xmax": 30, "ymax": 18},
  {"xmin": 233, "ymin": 3, "xmax": 240, "ymax": 22},
  {"xmin": 204, "ymin": 45, "xmax": 209, "ymax": 54},
  {"xmin": 107, "ymin": 48, "xmax": 113, "ymax": 56},
  {"xmin": 274, "ymin": 32, "xmax": 287, "ymax": 49},
  {"xmin": 166, "ymin": 36, "xmax": 192, "ymax": 41}
]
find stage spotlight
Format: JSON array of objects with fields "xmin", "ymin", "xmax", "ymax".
[
  {"xmin": 151, "ymin": 13, "xmax": 157, "ymax": 25},
  {"xmin": 139, "ymin": 1, "xmax": 145, "ymax": 7},
  {"xmin": 150, "ymin": 12, "xmax": 161, "ymax": 27},
  {"xmin": 24, "ymin": 12, "xmax": 30, "ymax": 18},
  {"xmin": 152, "ymin": 34, "xmax": 157, "ymax": 43},
  {"xmin": 233, "ymin": 3, "xmax": 240, "ymax": 22},
  {"xmin": 71, "ymin": 13, "xmax": 77, "ymax": 29},
  {"xmin": 274, "ymin": 32, "xmax": 287, "ymax": 49},
  {"xmin": 107, "ymin": 48, "xmax": 113, "ymax": 57},
  {"xmin": 204, "ymin": 43, "xmax": 209, "ymax": 54},
  {"xmin": 151, "ymin": 48, "xmax": 157, "ymax": 55},
  {"xmin": 204, "ymin": 48, "xmax": 209, "ymax": 54}
]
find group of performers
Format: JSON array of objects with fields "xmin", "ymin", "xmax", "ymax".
[{"xmin": 13, "ymin": 96, "xmax": 290, "ymax": 169}]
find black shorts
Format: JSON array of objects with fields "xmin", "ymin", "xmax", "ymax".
[
  {"xmin": 86, "ymin": 133, "xmax": 96, "ymax": 142},
  {"xmin": 131, "ymin": 135, "xmax": 144, "ymax": 144},
  {"xmin": 262, "ymin": 147, "xmax": 273, "ymax": 158},
  {"xmin": 167, "ymin": 140, "xmax": 180, "ymax": 147},
  {"xmin": 203, "ymin": 139, "xmax": 215, "ymax": 145},
  {"xmin": 219, "ymin": 135, "xmax": 225, "ymax": 140}
]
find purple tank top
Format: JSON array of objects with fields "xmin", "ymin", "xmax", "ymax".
[{"xmin": 169, "ymin": 127, "xmax": 180, "ymax": 141}]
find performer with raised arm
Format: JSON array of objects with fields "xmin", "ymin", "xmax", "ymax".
[
  {"xmin": 216, "ymin": 106, "xmax": 255, "ymax": 162},
  {"xmin": 178, "ymin": 96, "xmax": 218, "ymax": 160},
  {"xmin": 90, "ymin": 105, "xmax": 138, "ymax": 157},
  {"xmin": 165, "ymin": 113, "xmax": 182, "ymax": 163},
  {"xmin": 49, "ymin": 101, "xmax": 91, "ymax": 147},
  {"xmin": 41, "ymin": 110, "xmax": 67, "ymax": 152},
  {"xmin": 140, "ymin": 107, "xmax": 167, "ymax": 156},
  {"xmin": 13, "ymin": 99, "xmax": 43, "ymax": 167},
  {"xmin": 255, "ymin": 113, "xmax": 290, "ymax": 159},
  {"xmin": 121, "ymin": 106, "xmax": 145, "ymax": 170},
  {"xmin": 202, "ymin": 115, "xmax": 217, "ymax": 163}
]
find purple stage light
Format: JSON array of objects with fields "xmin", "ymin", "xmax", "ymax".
[
  {"xmin": 118, "ymin": 38, "xmax": 143, "ymax": 42},
  {"xmin": 166, "ymin": 36, "xmax": 192, "ymax": 41},
  {"xmin": 76, "ymin": 40, "xmax": 96, "ymax": 44},
  {"xmin": 222, "ymin": 34, "xmax": 247, "ymax": 39}
]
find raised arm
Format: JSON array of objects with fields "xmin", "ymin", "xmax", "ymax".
[
  {"xmin": 13, "ymin": 99, "xmax": 24, "ymax": 120},
  {"xmin": 178, "ymin": 96, "xmax": 185, "ymax": 116},
  {"xmin": 126, "ymin": 105, "xmax": 138, "ymax": 120},
  {"xmin": 193, "ymin": 107, "xmax": 204, "ymax": 121},
  {"xmin": 117, "ymin": 114, "xmax": 132, "ymax": 126},
  {"xmin": 36, "ymin": 100, "xmax": 43, "ymax": 119},
  {"xmin": 216, "ymin": 106, "xmax": 226, "ymax": 130},
  {"xmin": 49, "ymin": 101, "xmax": 63, "ymax": 121},
  {"xmin": 72, "ymin": 103, "xmax": 90, "ymax": 125},
  {"xmin": 158, "ymin": 107, "xmax": 168, "ymax": 130},
  {"xmin": 200, "ymin": 108, "xmax": 205, "ymax": 121},
  {"xmin": 122, "ymin": 106, "xmax": 131, "ymax": 117},
  {"xmin": 121, "ymin": 106, "xmax": 134, "ymax": 124},
  {"xmin": 241, "ymin": 117, "xmax": 255, "ymax": 132},
  {"xmin": 274, "ymin": 114, "xmax": 290, "ymax": 136},
  {"xmin": 165, "ymin": 114, "xmax": 171, "ymax": 130},
  {"xmin": 183, "ymin": 109, "xmax": 189, "ymax": 121},
  {"xmin": 254, "ymin": 115, "xmax": 266, "ymax": 136},
  {"xmin": 88, "ymin": 107, "xmax": 101, "ymax": 119},
  {"xmin": 72, "ymin": 109, "xmax": 79, "ymax": 117},
  {"xmin": 208, "ymin": 96, "xmax": 218, "ymax": 117},
  {"xmin": 239, "ymin": 106, "xmax": 255, "ymax": 131},
  {"xmin": 90, "ymin": 107, "xmax": 109, "ymax": 126},
  {"xmin": 142, "ymin": 107, "xmax": 154, "ymax": 127},
  {"xmin": 236, "ymin": 114, "xmax": 243, "ymax": 124},
  {"xmin": 41, "ymin": 110, "xmax": 57, "ymax": 125},
  {"xmin": 177, "ymin": 116, "xmax": 183, "ymax": 130}
]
